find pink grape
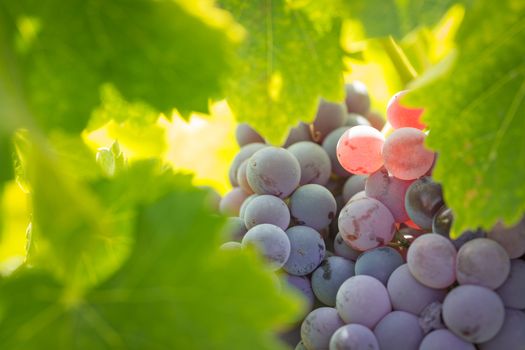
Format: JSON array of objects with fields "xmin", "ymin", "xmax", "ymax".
[
  {"xmin": 338, "ymin": 197, "xmax": 396, "ymax": 251},
  {"xmin": 336, "ymin": 125, "xmax": 385, "ymax": 175},
  {"xmin": 407, "ymin": 234, "xmax": 457, "ymax": 289},
  {"xmin": 386, "ymin": 90, "xmax": 425, "ymax": 130},
  {"xmin": 382, "ymin": 127, "xmax": 435, "ymax": 180}
]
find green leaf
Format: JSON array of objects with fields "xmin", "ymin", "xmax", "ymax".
[
  {"xmin": 0, "ymin": 0, "xmax": 240, "ymax": 133},
  {"xmin": 0, "ymin": 180, "xmax": 301, "ymax": 350},
  {"xmin": 407, "ymin": 0, "xmax": 525, "ymax": 236},
  {"xmin": 220, "ymin": 0, "xmax": 345, "ymax": 144}
]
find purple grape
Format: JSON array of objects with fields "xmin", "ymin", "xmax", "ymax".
[
  {"xmin": 224, "ymin": 216, "xmax": 247, "ymax": 241},
  {"xmin": 333, "ymin": 232, "xmax": 360, "ymax": 261},
  {"xmin": 451, "ymin": 229, "xmax": 486, "ymax": 250},
  {"xmin": 405, "ymin": 177, "xmax": 444, "ymax": 230},
  {"xmin": 329, "ymin": 324, "xmax": 379, "ymax": 350},
  {"xmin": 338, "ymin": 197, "xmax": 395, "ymax": 251},
  {"xmin": 283, "ymin": 122, "xmax": 313, "ymax": 148},
  {"xmin": 239, "ymin": 194, "xmax": 257, "ymax": 219},
  {"xmin": 355, "ymin": 246, "xmax": 404, "ymax": 285},
  {"xmin": 479, "ymin": 308, "xmax": 525, "ymax": 350},
  {"xmin": 284, "ymin": 226, "xmax": 326, "ymax": 276},
  {"xmin": 419, "ymin": 302, "xmax": 444, "ymax": 334},
  {"xmin": 236, "ymin": 159, "xmax": 254, "ymax": 194},
  {"xmin": 290, "ymin": 184, "xmax": 337, "ymax": 231},
  {"xmin": 235, "ymin": 123, "xmax": 265, "ymax": 146},
  {"xmin": 322, "ymin": 127, "xmax": 352, "ymax": 177},
  {"xmin": 442, "ymin": 285, "xmax": 505, "ymax": 343},
  {"xmin": 345, "ymin": 81, "xmax": 370, "ymax": 115},
  {"xmin": 348, "ymin": 190, "xmax": 366, "ymax": 202},
  {"xmin": 229, "ymin": 143, "xmax": 266, "ymax": 186},
  {"xmin": 288, "ymin": 141, "xmax": 331, "ymax": 186},
  {"xmin": 344, "ymin": 113, "xmax": 371, "ymax": 127},
  {"xmin": 285, "ymin": 273, "xmax": 315, "ymax": 314},
  {"xmin": 336, "ymin": 275, "xmax": 391, "ymax": 328},
  {"xmin": 342, "ymin": 175, "xmax": 367, "ymax": 203},
  {"xmin": 419, "ymin": 329, "xmax": 475, "ymax": 350},
  {"xmin": 456, "ymin": 238, "xmax": 510, "ymax": 289},
  {"xmin": 407, "ymin": 234, "xmax": 457, "ymax": 289},
  {"xmin": 373, "ymin": 311, "xmax": 424, "ymax": 350},
  {"xmin": 312, "ymin": 100, "xmax": 345, "ymax": 143},
  {"xmin": 432, "ymin": 206, "xmax": 487, "ymax": 249},
  {"xmin": 243, "ymin": 194, "xmax": 290, "ymax": 230},
  {"xmin": 241, "ymin": 224, "xmax": 291, "ymax": 270},
  {"xmin": 365, "ymin": 168, "xmax": 413, "ymax": 222},
  {"xmin": 311, "ymin": 256, "xmax": 355, "ymax": 306},
  {"xmin": 387, "ymin": 264, "xmax": 446, "ymax": 315},
  {"xmin": 246, "ymin": 146, "xmax": 301, "ymax": 198},
  {"xmin": 487, "ymin": 215, "xmax": 525, "ymax": 258},
  {"xmin": 496, "ymin": 259, "xmax": 525, "ymax": 309},
  {"xmin": 219, "ymin": 187, "xmax": 250, "ymax": 216},
  {"xmin": 301, "ymin": 307, "xmax": 345, "ymax": 350}
]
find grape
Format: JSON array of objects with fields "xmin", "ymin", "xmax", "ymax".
[
  {"xmin": 312, "ymin": 100, "xmax": 345, "ymax": 143},
  {"xmin": 236, "ymin": 160, "xmax": 254, "ymax": 194},
  {"xmin": 365, "ymin": 168, "xmax": 413, "ymax": 222},
  {"xmin": 284, "ymin": 226, "xmax": 326, "ymax": 276},
  {"xmin": 285, "ymin": 273, "xmax": 315, "ymax": 313},
  {"xmin": 290, "ymin": 184, "xmax": 337, "ymax": 230},
  {"xmin": 341, "ymin": 175, "xmax": 367, "ymax": 203},
  {"xmin": 432, "ymin": 206, "xmax": 453, "ymax": 236},
  {"xmin": 229, "ymin": 142, "xmax": 266, "ymax": 186},
  {"xmin": 329, "ymin": 324, "xmax": 379, "ymax": 350},
  {"xmin": 407, "ymin": 234, "xmax": 456, "ymax": 288},
  {"xmin": 382, "ymin": 127, "xmax": 434, "ymax": 180},
  {"xmin": 336, "ymin": 275, "xmax": 391, "ymax": 328},
  {"xmin": 355, "ymin": 246, "xmax": 404, "ymax": 285},
  {"xmin": 479, "ymin": 308, "xmax": 525, "ymax": 350},
  {"xmin": 235, "ymin": 123, "xmax": 265, "ymax": 146},
  {"xmin": 224, "ymin": 216, "xmax": 247, "ymax": 241},
  {"xmin": 288, "ymin": 141, "xmax": 332, "ymax": 186},
  {"xmin": 487, "ymin": 215, "xmax": 525, "ymax": 258},
  {"xmin": 386, "ymin": 90, "xmax": 425, "ymax": 130},
  {"xmin": 419, "ymin": 302, "xmax": 444, "ymax": 334},
  {"xmin": 219, "ymin": 187, "xmax": 250, "ymax": 216},
  {"xmin": 344, "ymin": 81, "xmax": 371, "ymax": 115},
  {"xmin": 246, "ymin": 146, "xmax": 301, "ymax": 198},
  {"xmin": 333, "ymin": 232, "xmax": 360, "ymax": 261},
  {"xmin": 442, "ymin": 285, "xmax": 505, "ymax": 343},
  {"xmin": 336, "ymin": 125, "xmax": 385, "ymax": 175},
  {"xmin": 419, "ymin": 329, "xmax": 475, "ymax": 350},
  {"xmin": 456, "ymin": 238, "xmax": 510, "ymax": 289},
  {"xmin": 344, "ymin": 113, "xmax": 371, "ymax": 127},
  {"xmin": 452, "ymin": 229, "xmax": 486, "ymax": 250},
  {"xmin": 496, "ymin": 259, "xmax": 525, "ymax": 309},
  {"xmin": 348, "ymin": 190, "xmax": 366, "ymax": 202},
  {"xmin": 243, "ymin": 194, "xmax": 290, "ymax": 230},
  {"xmin": 338, "ymin": 197, "xmax": 395, "ymax": 251},
  {"xmin": 301, "ymin": 307, "xmax": 345, "ymax": 350},
  {"xmin": 280, "ymin": 326, "xmax": 302, "ymax": 348},
  {"xmin": 239, "ymin": 194, "xmax": 257, "ymax": 219},
  {"xmin": 373, "ymin": 311, "xmax": 424, "ymax": 350},
  {"xmin": 241, "ymin": 224, "xmax": 291, "ymax": 271},
  {"xmin": 322, "ymin": 127, "xmax": 352, "ymax": 177},
  {"xmin": 311, "ymin": 256, "xmax": 355, "ymax": 306},
  {"xmin": 405, "ymin": 177, "xmax": 444, "ymax": 230},
  {"xmin": 365, "ymin": 111, "xmax": 385, "ymax": 131},
  {"xmin": 387, "ymin": 264, "xmax": 446, "ymax": 315},
  {"xmin": 220, "ymin": 241, "xmax": 242, "ymax": 250},
  {"xmin": 283, "ymin": 122, "xmax": 313, "ymax": 148}
]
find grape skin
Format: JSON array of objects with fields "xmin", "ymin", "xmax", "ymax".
[
  {"xmin": 329, "ymin": 324, "xmax": 379, "ymax": 350},
  {"xmin": 344, "ymin": 113, "xmax": 371, "ymax": 128},
  {"xmin": 382, "ymin": 127, "xmax": 434, "ymax": 180},
  {"xmin": 322, "ymin": 127, "xmax": 352, "ymax": 177},
  {"xmin": 224, "ymin": 216, "xmax": 247, "ymax": 241},
  {"xmin": 487, "ymin": 215, "xmax": 525, "ymax": 258},
  {"xmin": 311, "ymin": 256, "xmax": 355, "ymax": 306},
  {"xmin": 478, "ymin": 308, "xmax": 525, "ymax": 350},
  {"xmin": 285, "ymin": 273, "xmax": 315, "ymax": 313},
  {"xmin": 419, "ymin": 329, "xmax": 475, "ymax": 350},
  {"xmin": 241, "ymin": 224, "xmax": 291, "ymax": 271},
  {"xmin": 337, "ymin": 125, "xmax": 385, "ymax": 175},
  {"xmin": 312, "ymin": 100, "xmax": 346, "ymax": 143},
  {"xmin": 495, "ymin": 259, "xmax": 525, "ymax": 309},
  {"xmin": 283, "ymin": 122, "xmax": 313, "ymax": 148},
  {"xmin": 288, "ymin": 141, "xmax": 332, "ymax": 186},
  {"xmin": 333, "ymin": 232, "xmax": 360, "ymax": 261},
  {"xmin": 290, "ymin": 184, "xmax": 337, "ymax": 231},
  {"xmin": 239, "ymin": 193, "xmax": 257, "ymax": 219},
  {"xmin": 386, "ymin": 90, "xmax": 425, "ymax": 130},
  {"xmin": 219, "ymin": 187, "xmax": 250, "ymax": 216},
  {"xmin": 301, "ymin": 307, "xmax": 345, "ymax": 350},
  {"xmin": 419, "ymin": 302, "xmax": 444, "ymax": 334},
  {"xmin": 442, "ymin": 285, "xmax": 505, "ymax": 343},
  {"xmin": 342, "ymin": 175, "xmax": 367, "ymax": 203},
  {"xmin": 405, "ymin": 177, "xmax": 444, "ymax": 230},
  {"xmin": 338, "ymin": 197, "xmax": 395, "ymax": 251},
  {"xmin": 228, "ymin": 142, "xmax": 266, "ymax": 186},
  {"xmin": 243, "ymin": 194, "xmax": 290, "ymax": 230},
  {"xmin": 387, "ymin": 264, "xmax": 446, "ymax": 315},
  {"xmin": 246, "ymin": 146, "xmax": 301, "ymax": 198},
  {"xmin": 284, "ymin": 226, "xmax": 326, "ymax": 276},
  {"xmin": 355, "ymin": 246, "xmax": 404, "ymax": 285},
  {"xmin": 456, "ymin": 238, "xmax": 510, "ymax": 289},
  {"xmin": 236, "ymin": 160, "xmax": 254, "ymax": 194},
  {"xmin": 336, "ymin": 275, "xmax": 391, "ymax": 328},
  {"xmin": 235, "ymin": 123, "xmax": 265, "ymax": 146},
  {"xmin": 345, "ymin": 81, "xmax": 371, "ymax": 115},
  {"xmin": 373, "ymin": 311, "xmax": 424, "ymax": 350}
]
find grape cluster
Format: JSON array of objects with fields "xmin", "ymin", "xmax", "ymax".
[{"xmin": 218, "ymin": 83, "xmax": 525, "ymax": 350}]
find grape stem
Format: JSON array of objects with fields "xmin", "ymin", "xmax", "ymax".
[{"xmin": 380, "ymin": 36, "xmax": 418, "ymax": 86}]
